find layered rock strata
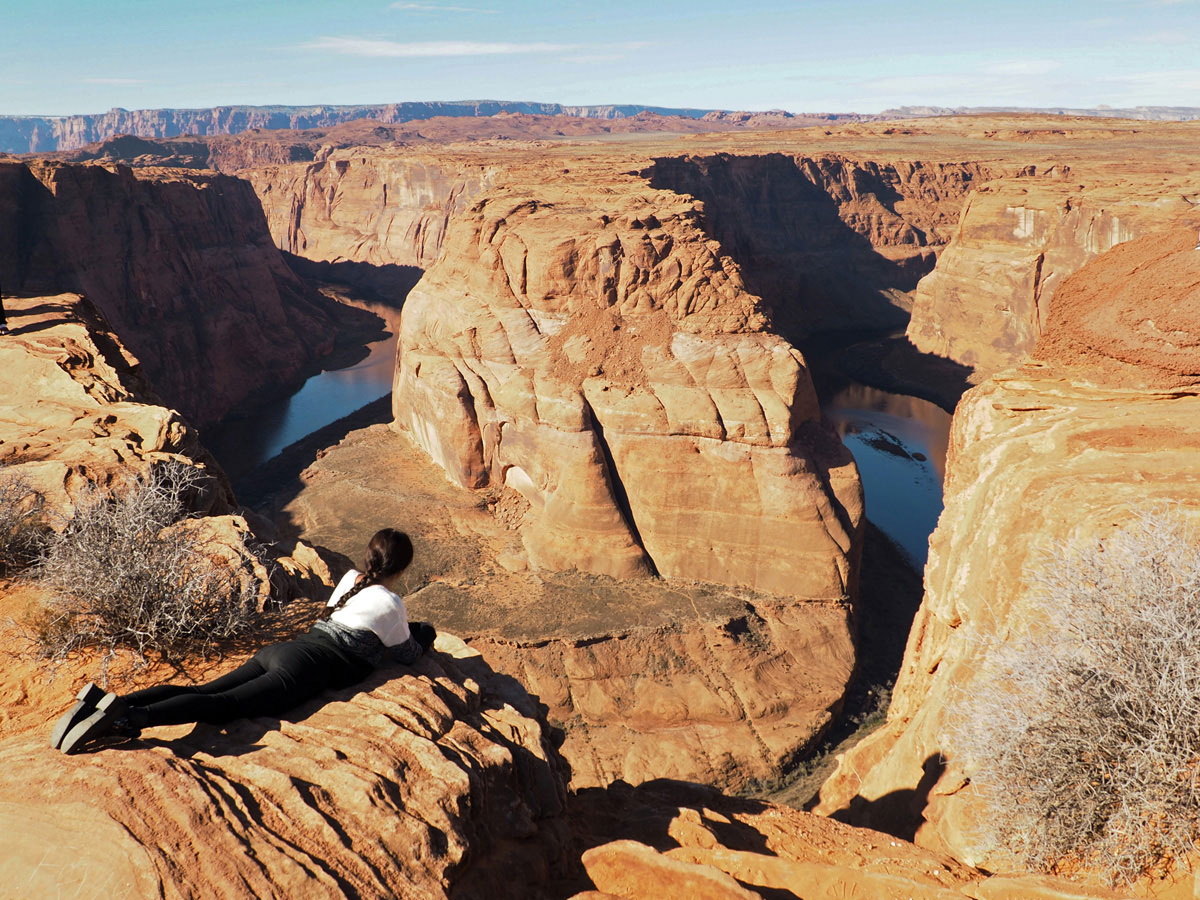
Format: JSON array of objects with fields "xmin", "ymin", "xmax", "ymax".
[
  {"xmin": 0, "ymin": 292, "xmax": 325, "ymax": 604},
  {"xmin": 248, "ymin": 153, "xmax": 495, "ymax": 273},
  {"xmin": 392, "ymin": 172, "xmax": 863, "ymax": 596},
  {"xmin": 906, "ymin": 169, "xmax": 1200, "ymax": 375},
  {"xmin": 646, "ymin": 153, "xmax": 987, "ymax": 340},
  {"xmin": 0, "ymin": 633, "xmax": 568, "ymax": 900},
  {"xmin": 0, "ymin": 159, "xmax": 337, "ymax": 425},
  {"xmin": 817, "ymin": 227, "xmax": 1200, "ymax": 878}
]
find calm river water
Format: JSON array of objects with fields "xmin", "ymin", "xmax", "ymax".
[
  {"xmin": 822, "ymin": 384, "xmax": 953, "ymax": 566},
  {"xmin": 204, "ymin": 300, "xmax": 401, "ymax": 483}
]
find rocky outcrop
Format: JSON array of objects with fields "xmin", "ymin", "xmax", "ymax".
[
  {"xmin": 0, "ymin": 159, "xmax": 337, "ymax": 425},
  {"xmin": 0, "ymin": 632, "xmax": 568, "ymax": 900},
  {"xmin": 0, "ymin": 292, "xmax": 326, "ymax": 603},
  {"xmin": 392, "ymin": 171, "xmax": 863, "ymax": 596},
  {"xmin": 564, "ymin": 781, "xmax": 1130, "ymax": 900},
  {"xmin": 816, "ymin": 228, "xmax": 1200, "ymax": 878},
  {"xmin": 646, "ymin": 154, "xmax": 987, "ymax": 341},
  {"xmin": 906, "ymin": 169, "xmax": 1200, "ymax": 375}
]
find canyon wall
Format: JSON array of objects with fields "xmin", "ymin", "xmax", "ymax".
[
  {"xmin": 906, "ymin": 170, "xmax": 1200, "ymax": 375},
  {"xmin": 0, "ymin": 101, "xmax": 724, "ymax": 154},
  {"xmin": 646, "ymin": 154, "xmax": 987, "ymax": 341},
  {"xmin": 816, "ymin": 226, "xmax": 1200, "ymax": 872},
  {"xmin": 247, "ymin": 152, "xmax": 496, "ymax": 275},
  {"xmin": 0, "ymin": 159, "xmax": 337, "ymax": 425},
  {"xmin": 0, "ymin": 292, "xmax": 327, "ymax": 604}
]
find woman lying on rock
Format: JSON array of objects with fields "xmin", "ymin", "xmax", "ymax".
[{"xmin": 51, "ymin": 527, "xmax": 436, "ymax": 754}]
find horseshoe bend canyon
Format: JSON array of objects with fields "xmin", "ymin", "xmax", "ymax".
[{"xmin": 2, "ymin": 109, "xmax": 1200, "ymax": 899}]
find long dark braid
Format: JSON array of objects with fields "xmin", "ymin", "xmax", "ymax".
[{"xmin": 323, "ymin": 528, "xmax": 413, "ymax": 618}]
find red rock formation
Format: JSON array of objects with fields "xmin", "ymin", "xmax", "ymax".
[
  {"xmin": 0, "ymin": 159, "xmax": 336, "ymax": 425},
  {"xmin": 564, "ymin": 781, "xmax": 1128, "ymax": 900},
  {"xmin": 817, "ymin": 227, "xmax": 1200, "ymax": 884},
  {"xmin": 906, "ymin": 170, "xmax": 1200, "ymax": 375},
  {"xmin": 247, "ymin": 153, "xmax": 494, "ymax": 272},
  {"xmin": 645, "ymin": 153, "xmax": 986, "ymax": 340},
  {"xmin": 0, "ymin": 632, "xmax": 567, "ymax": 899},
  {"xmin": 393, "ymin": 170, "xmax": 863, "ymax": 596},
  {"xmin": 0, "ymin": 292, "xmax": 327, "ymax": 604}
]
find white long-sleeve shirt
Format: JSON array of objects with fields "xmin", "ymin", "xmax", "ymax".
[{"xmin": 325, "ymin": 569, "xmax": 411, "ymax": 648}]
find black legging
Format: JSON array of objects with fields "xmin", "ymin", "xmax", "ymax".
[{"xmin": 124, "ymin": 635, "xmax": 370, "ymax": 726}]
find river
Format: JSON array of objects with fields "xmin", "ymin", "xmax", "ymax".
[
  {"xmin": 822, "ymin": 384, "xmax": 952, "ymax": 567},
  {"xmin": 203, "ymin": 299, "xmax": 401, "ymax": 484}
]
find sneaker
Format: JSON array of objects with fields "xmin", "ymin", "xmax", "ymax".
[
  {"xmin": 59, "ymin": 693, "xmax": 127, "ymax": 754},
  {"xmin": 49, "ymin": 682, "xmax": 107, "ymax": 749}
]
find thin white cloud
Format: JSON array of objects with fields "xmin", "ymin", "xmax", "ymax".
[
  {"xmin": 306, "ymin": 37, "xmax": 575, "ymax": 56},
  {"xmin": 389, "ymin": 2, "xmax": 498, "ymax": 12},
  {"xmin": 980, "ymin": 60, "xmax": 1062, "ymax": 76},
  {"xmin": 81, "ymin": 77, "xmax": 147, "ymax": 85}
]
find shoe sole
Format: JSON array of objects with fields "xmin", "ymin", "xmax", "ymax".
[
  {"xmin": 49, "ymin": 683, "xmax": 107, "ymax": 749},
  {"xmin": 59, "ymin": 693, "xmax": 126, "ymax": 755}
]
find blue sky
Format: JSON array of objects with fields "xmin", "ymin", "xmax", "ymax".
[{"xmin": 1, "ymin": 0, "xmax": 1197, "ymax": 116}]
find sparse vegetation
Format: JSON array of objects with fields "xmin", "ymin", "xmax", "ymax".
[
  {"xmin": 0, "ymin": 468, "xmax": 47, "ymax": 574},
  {"xmin": 32, "ymin": 461, "xmax": 261, "ymax": 663},
  {"xmin": 948, "ymin": 507, "xmax": 1200, "ymax": 885}
]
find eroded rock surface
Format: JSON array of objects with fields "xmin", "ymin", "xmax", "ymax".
[
  {"xmin": 0, "ymin": 292, "xmax": 325, "ymax": 604},
  {"xmin": 563, "ymin": 781, "xmax": 1128, "ymax": 900},
  {"xmin": 393, "ymin": 162, "xmax": 863, "ymax": 596},
  {"xmin": 0, "ymin": 633, "xmax": 568, "ymax": 900},
  {"xmin": 0, "ymin": 159, "xmax": 337, "ymax": 425},
  {"xmin": 907, "ymin": 155, "xmax": 1200, "ymax": 376},
  {"xmin": 817, "ymin": 228, "xmax": 1200, "ymax": 885}
]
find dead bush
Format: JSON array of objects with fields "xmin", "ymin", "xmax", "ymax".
[
  {"xmin": 947, "ymin": 507, "xmax": 1200, "ymax": 884},
  {"xmin": 33, "ymin": 461, "xmax": 260, "ymax": 662},
  {"xmin": 0, "ymin": 468, "xmax": 47, "ymax": 574}
]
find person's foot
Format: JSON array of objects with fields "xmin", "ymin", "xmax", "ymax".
[
  {"xmin": 0, "ymin": 325, "xmax": 9, "ymax": 335},
  {"xmin": 49, "ymin": 682, "xmax": 107, "ymax": 749},
  {"xmin": 59, "ymin": 693, "xmax": 127, "ymax": 754}
]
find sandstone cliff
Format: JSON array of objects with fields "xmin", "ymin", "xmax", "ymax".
[
  {"xmin": 817, "ymin": 227, "xmax": 1200, "ymax": 882},
  {"xmin": 392, "ymin": 164, "xmax": 863, "ymax": 596},
  {"xmin": 0, "ymin": 291, "xmax": 326, "ymax": 604},
  {"xmin": 906, "ymin": 167, "xmax": 1200, "ymax": 375},
  {"xmin": 247, "ymin": 153, "xmax": 496, "ymax": 274},
  {"xmin": 0, "ymin": 159, "xmax": 337, "ymax": 425},
  {"xmin": 646, "ymin": 153, "xmax": 987, "ymax": 341}
]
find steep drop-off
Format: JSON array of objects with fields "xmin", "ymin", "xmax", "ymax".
[
  {"xmin": 0, "ymin": 292, "xmax": 327, "ymax": 608},
  {"xmin": 0, "ymin": 159, "xmax": 337, "ymax": 425},
  {"xmin": 646, "ymin": 153, "xmax": 986, "ymax": 342},
  {"xmin": 248, "ymin": 153, "xmax": 495, "ymax": 275},
  {"xmin": 817, "ymin": 227, "xmax": 1200, "ymax": 876},
  {"xmin": 907, "ymin": 168, "xmax": 1200, "ymax": 375}
]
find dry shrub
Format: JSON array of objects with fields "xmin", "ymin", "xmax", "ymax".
[
  {"xmin": 948, "ymin": 507, "xmax": 1200, "ymax": 884},
  {"xmin": 0, "ymin": 468, "xmax": 47, "ymax": 574},
  {"xmin": 33, "ymin": 461, "xmax": 260, "ymax": 662}
]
